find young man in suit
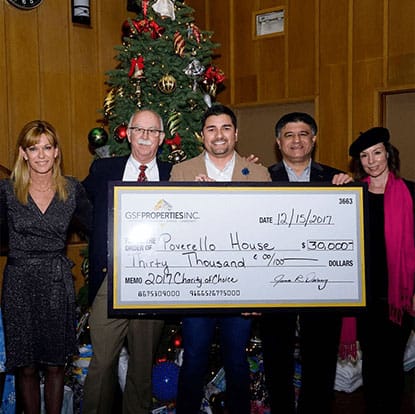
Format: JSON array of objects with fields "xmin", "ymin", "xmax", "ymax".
[
  {"xmin": 82, "ymin": 109, "xmax": 172, "ymax": 414},
  {"xmin": 172, "ymin": 104, "xmax": 271, "ymax": 414},
  {"xmin": 260, "ymin": 112, "xmax": 352, "ymax": 413}
]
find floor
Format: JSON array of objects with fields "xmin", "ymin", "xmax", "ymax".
[{"xmin": 332, "ymin": 369, "xmax": 415, "ymax": 414}]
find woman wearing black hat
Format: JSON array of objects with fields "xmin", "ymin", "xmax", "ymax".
[{"xmin": 342, "ymin": 127, "xmax": 415, "ymax": 412}]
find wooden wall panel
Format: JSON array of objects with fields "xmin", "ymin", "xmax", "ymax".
[
  {"xmin": 186, "ymin": 0, "xmax": 206, "ymax": 28},
  {"xmin": 351, "ymin": 0, "xmax": 385, "ymax": 135},
  {"xmin": 232, "ymin": 2, "xmax": 260, "ymax": 104},
  {"xmin": 258, "ymin": 0, "xmax": 279, "ymax": 10},
  {"xmin": 4, "ymin": 5, "xmax": 41, "ymax": 166},
  {"xmin": 69, "ymin": 24, "xmax": 100, "ymax": 178},
  {"xmin": 38, "ymin": 1, "xmax": 73, "ymax": 173},
  {"xmin": 203, "ymin": 0, "xmax": 231, "ymax": 104},
  {"xmin": 318, "ymin": 0, "xmax": 349, "ymax": 170},
  {"xmin": 353, "ymin": 0, "xmax": 384, "ymax": 61},
  {"xmin": 352, "ymin": 60, "xmax": 384, "ymax": 133},
  {"xmin": 257, "ymin": 36, "xmax": 286, "ymax": 101},
  {"xmin": 318, "ymin": 65, "xmax": 349, "ymax": 170},
  {"xmin": 287, "ymin": 0, "xmax": 316, "ymax": 98},
  {"xmin": 319, "ymin": 0, "xmax": 348, "ymax": 65},
  {"xmin": 388, "ymin": 0, "xmax": 415, "ymax": 85},
  {"xmin": 0, "ymin": 3, "xmax": 10, "ymax": 169},
  {"xmin": 0, "ymin": 2, "xmax": 8, "ymax": 168}
]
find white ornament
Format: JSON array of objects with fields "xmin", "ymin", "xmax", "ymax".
[
  {"xmin": 203, "ymin": 93, "xmax": 212, "ymax": 108},
  {"xmin": 152, "ymin": 0, "xmax": 175, "ymax": 20}
]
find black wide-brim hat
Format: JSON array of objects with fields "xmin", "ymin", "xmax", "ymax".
[{"xmin": 349, "ymin": 127, "xmax": 390, "ymax": 157}]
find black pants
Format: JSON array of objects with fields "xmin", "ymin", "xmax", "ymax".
[
  {"xmin": 260, "ymin": 310, "xmax": 342, "ymax": 414},
  {"xmin": 358, "ymin": 302, "xmax": 413, "ymax": 413}
]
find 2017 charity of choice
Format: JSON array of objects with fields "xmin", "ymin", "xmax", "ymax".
[{"xmin": 115, "ymin": 199, "xmax": 361, "ymax": 309}]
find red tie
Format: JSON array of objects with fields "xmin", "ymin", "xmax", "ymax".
[{"xmin": 138, "ymin": 165, "xmax": 148, "ymax": 182}]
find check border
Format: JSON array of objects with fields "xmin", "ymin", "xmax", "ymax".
[{"xmin": 108, "ymin": 182, "xmax": 368, "ymax": 316}]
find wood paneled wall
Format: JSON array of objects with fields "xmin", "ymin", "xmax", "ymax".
[
  {"xmin": 0, "ymin": 1, "xmax": 135, "ymax": 180},
  {"xmin": 198, "ymin": 0, "xmax": 415, "ymax": 171}
]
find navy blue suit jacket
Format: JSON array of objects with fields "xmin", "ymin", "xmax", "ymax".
[
  {"xmin": 83, "ymin": 156, "xmax": 172, "ymax": 304},
  {"xmin": 268, "ymin": 160, "xmax": 343, "ymax": 182}
]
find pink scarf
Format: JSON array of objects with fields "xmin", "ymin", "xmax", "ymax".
[
  {"xmin": 339, "ymin": 172, "xmax": 415, "ymax": 360},
  {"xmin": 382, "ymin": 173, "xmax": 415, "ymax": 322}
]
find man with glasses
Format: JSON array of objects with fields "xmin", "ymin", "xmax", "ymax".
[{"xmin": 82, "ymin": 109, "xmax": 172, "ymax": 414}]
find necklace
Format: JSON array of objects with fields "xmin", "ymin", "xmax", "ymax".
[{"xmin": 30, "ymin": 184, "xmax": 53, "ymax": 192}]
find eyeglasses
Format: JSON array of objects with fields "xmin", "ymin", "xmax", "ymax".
[{"xmin": 128, "ymin": 127, "xmax": 163, "ymax": 138}]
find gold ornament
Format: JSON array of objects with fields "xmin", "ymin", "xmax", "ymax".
[
  {"xmin": 158, "ymin": 74, "xmax": 177, "ymax": 94},
  {"xmin": 202, "ymin": 80, "xmax": 217, "ymax": 97},
  {"xmin": 167, "ymin": 111, "xmax": 181, "ymax": 135},
  {"xmin": 103, "ymin": 88, "xmax": 116, "ymax": 117},
  {"xmin": 194, "ymin": 132, "xmax": 204, "ymax": 143},
  {"xmin": 167, "ymin": 145, "xmax": 187, "ymax": 164},
  {"xmin": 103, "ymin": 87, "xmax": 124, "ymax": 117}
]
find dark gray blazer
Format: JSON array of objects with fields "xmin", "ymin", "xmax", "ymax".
[
  {"xmin": 268, "ymin": 160, "xmax": 344, "ymax": 182},
  {"xmin": 83, "ymin": 156, "xmax": 172, "ymax": 304}
]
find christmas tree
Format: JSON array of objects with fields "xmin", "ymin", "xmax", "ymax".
[{"xmin": 91, "ymin": 0, "xmax": 225, "ymax": 163}]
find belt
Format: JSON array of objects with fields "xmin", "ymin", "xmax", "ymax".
[{"xmin": 7, "ymin": 254, "xmax": 75, "ymax": 308}]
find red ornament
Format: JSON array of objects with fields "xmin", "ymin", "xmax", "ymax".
[
  {"xmin": 165, "ymin": 132, "xmax": 182, "ymax": 147},
  {"xmin": 172, "ymin": 333, "xmax": 182, "ymax": 348},
  {"xmin": 188, "ymin": 23, "xmax": 201, "ymax": 43},
  {"xmin": 204, "ymin": 65, "xmax": 226, "ymax": 84},
  {"xmin": 128, "ymin": 56, "xmax": 145, "ymax": 79},
  {"xmin": 142, "ymin": 0, "xmax": 149, "ymax": 16},
  {"xmin": 114, "ymin": 124, "xmax": 128, "ymax": 143},
  {"xmin": 132, "ymin": 18, "xmax": 165, "ymax": 39},
  {"xmin": 173, "ymin": 31, "xmax": 185, "ymax": 57}
]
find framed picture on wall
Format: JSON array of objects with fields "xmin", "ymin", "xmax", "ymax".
[{"xmin": 253, "ymin": 6, "xmax": 285, "ymax": 39}]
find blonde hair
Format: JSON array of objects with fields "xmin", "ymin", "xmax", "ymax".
[{"xmin": 11, "ymin": 120, "xmax": 68, "ymax": 204}]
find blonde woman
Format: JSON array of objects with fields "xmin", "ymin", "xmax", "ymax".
[{"xmin": 0, "ymin": 120, "xmax": 92, "ymax": 414}]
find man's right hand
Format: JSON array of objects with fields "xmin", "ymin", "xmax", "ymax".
[
  {"xmin": 245, "ymin": 154, "xmax": 261, "ymax": 165},
  {"xmin": 332, "ymin": 173, "xmax": 353, "ymax": 185},
  {"xmin": 195, "ymin": 174, "xmax": 215, "ymax": 182}
]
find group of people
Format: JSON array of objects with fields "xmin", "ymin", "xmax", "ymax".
[{"xmin": 0, "ymin": 104, "xmax": 413, "ymax": 414}]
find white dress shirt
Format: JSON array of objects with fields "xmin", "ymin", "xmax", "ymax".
[
  {"xmin": 122, "ymin": 155, "xmax": 160, "ymax": 182},
  {"xmin": 204, "ymin": 151, "xmax": 236, "ymax": 182}
]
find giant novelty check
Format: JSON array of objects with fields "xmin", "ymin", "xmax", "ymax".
[{"xmin": 108, "ymin": 182, "xmax": 368, "ymax": 315}]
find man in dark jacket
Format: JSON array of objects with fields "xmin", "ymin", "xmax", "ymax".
[
  {"xmin": 82, "ymin": 109, "xmax": 172, "ymax": 414},
  {"xmin": 260, "ymin": 112, "xmax": 352, "ymax": 414}
]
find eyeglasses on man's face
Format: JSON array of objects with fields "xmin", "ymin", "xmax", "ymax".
[{"xmin": 128, "ymin": 127, "xmax": 163, "ymax": 139}]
